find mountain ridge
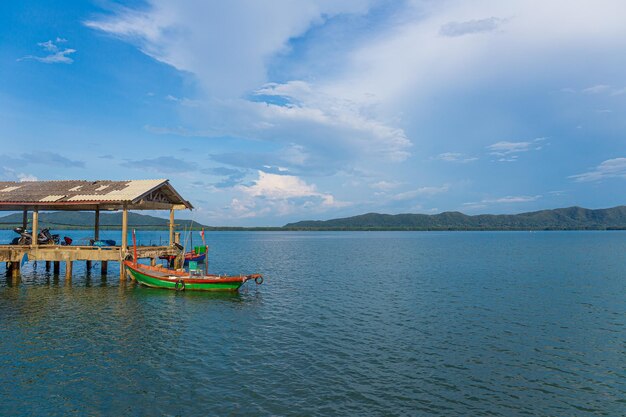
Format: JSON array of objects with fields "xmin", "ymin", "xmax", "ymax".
[
  {"xmin": 1, "ymin": 206, "xmax": 625, "ymax": 231},
  {"xmin": 283, "ymin": 206, "xmax": 626, "ymax": 230}
]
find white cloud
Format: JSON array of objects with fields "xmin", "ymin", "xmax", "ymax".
[
  {"xmin": 240, "ymin": 170, "xmax": 332, "ymax": 202},
  {"xmin": 569, "ymin": 158, "xmax": 626, "ymax": 182},
  {"xmin": 85, "ymin": 2, "xmax": 412, "ymax": 167},
  {"xmin": 463, "ymin": 194, "xmax": 541, "ymax": 209},
  {"xmin": 483, "ymin": 195, "xmax": 541, "ymax": 203},
  {"xmin": 252, "ymin": 81, "xmax": 411, "ymax": 161},
  {"xmin": 439, "ymin": 17, "xmax": 506, "ymax": 37},
  {"xmin": 392, "ymin": 185, "xmax": 449, "ymax": 201},
  {"xmin": 19, "ymin": 38, "xmax": 76, "ymax": 64},
  {"xmin": 18, "ymin": 173, "xmax": 38, "ymax": 182},
  {"xmin": 370, "ymin": 180, "xmax": 402, "ymax": 191},
  {"xmin": 433, "ymin": 152, "xmax": 478, "ymax": 163},
  {"xmin": 582, "ymin": 84, "xmax": 611, "ymax": 94},
  {"xmin": 225, "ymin": 170, "xmax": 348, "ymax": 218},
  {"xmin": 1, "ymin": 167, "xmax": 38, "ymax": 182},
  {"xmin": 566, "ymin": 84, "xmax": 626, "ymax": 96},
  {"xmin": 85, "ymin": 1, "xmax": 372, "ymax": 97},
  {"xmin": 487, "ymin": 138, "xmax": 546, "ymax": 161}
]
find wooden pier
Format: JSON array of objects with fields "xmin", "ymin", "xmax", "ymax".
[
  {"xmin": 1, "ymin": 244, "xmax": 182, "ymax": 279},
  {"xmin": 0, "ymin": 179, "xmax": 193, "ymax": 281}
]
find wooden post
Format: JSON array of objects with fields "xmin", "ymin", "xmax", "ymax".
[
  {"xmin": 169, "ymin": 208, "xmax": 175, "ymax": 246},
  {"xmin": 45, "ymin": 261, "xmax": 50, "ymax": 271},
  {"xmin": 173, "ymin": 231, "xmax": 183, "ymax": 269},
  {"xmin": 120, "ymin": 206, "xmax": 128, "ymax": 281},
  {"xmin": 121, "ymin": 206, "xmax": 128, "ymax": 250},
  {"xmin": 65, "ymin": 261, "xmax": 72, "ymax": 280},
  {"xmin": 150, "ymin": 258, "xmax": 156, "ymax": 266},
  {"xmin": 86, "ymin": 260, "xmax": 92, "ymax": 270},
  {"xmin": 94, "ymin": 207, "xmax": 100, "ymax": 241},
  {"xmin": 101, "ymin": 261, "xmax": 108, "ymax": 275},
  {"xmin": 22, "ymin": 209, "xmax": 27, "ymax": 229},
  {"xmin": 11, "ymin": 262, "xmax": 20, "ymax": 279},
  {"xmin": 32, "ymin": 208, "xmax": 39, "ymax": 247},
  {"xmin": 53, "ymin": 261, "xmax": 60, "ymax": 274}
]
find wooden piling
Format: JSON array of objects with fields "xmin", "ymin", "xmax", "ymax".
[
  {"xmin": 11, "ymin": 262, "xmax": 20, "ymax": 279},
  {"xmin": 120, "ymin": 206, "xmax": 128, "ymax": 281},
  {"xmin": 32, "ymin": 208, "xmax": 39, "ymax": 248},
  {"xmin": 101, "ymin": 261, "xmax": 108, "ymax": 275},
  {"xmin": 169, "ymin": 208, "xmax": 175, "ymax": 246},
  {"xmin": 45, "ymin": 261, "xmax": 50, "ymax": 271},
  {"xmin": 65, "ymin": 261, "xmax": 72, "ymax": 280},
  {"xmin": 94, "ymin": 207, "xmax": 100, "ymax": 241},
  {"xmin": 53, "ymin": 261, "xmax": 60, "ymax": 274}
]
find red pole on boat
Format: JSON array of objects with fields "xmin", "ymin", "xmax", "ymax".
[{"xmin": 132, "ymin": 229, "xmax": 138, "ymax": 266}]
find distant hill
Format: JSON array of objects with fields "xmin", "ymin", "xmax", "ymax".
[
  {"xmin": 0, "ymin": 211, "xmax": 205, "ymax": 230},
  {"xmin": 5, "ymin": 206, "xmax": 626, "ymax": 231},
  {"xmin": 283, "ymin": 206, "xmax": 626, "ymax": 230}
]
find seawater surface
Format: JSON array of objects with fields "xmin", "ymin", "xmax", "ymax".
[{"xmin": 1, "ymin": 230, "xmax": 625, "ymax": 416}]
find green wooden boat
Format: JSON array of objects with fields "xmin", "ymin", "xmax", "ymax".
[{"xmin": 124, "ymin": 260, "xmax": 263, "ymax": 292}]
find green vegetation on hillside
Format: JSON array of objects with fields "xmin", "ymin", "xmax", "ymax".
[
  {"xmin": 2, "ymin": 206, "xmax": 626, "ymax": 231},
  {"xmin": 283, "ymin": 206, "xmax": 626, "ymax": 231}
]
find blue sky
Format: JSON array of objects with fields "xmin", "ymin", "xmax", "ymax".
[{"xmin": 2, "ymin": 0, "xmax": 626, "ymax": 226}]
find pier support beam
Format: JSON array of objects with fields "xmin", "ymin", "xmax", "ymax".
[
  {"xmin": 94, "ymin": 207, "xmax": 100, "ymax": 241},
  {"xmin": 169, "ymin": 208, "xmax": 175, "ymax": 246},
  {"xmin": 101, "ymin": 261, "xmax": 108, "ymax": 275},
  {"xmin": 120, "ymin": 206, "xmax": 128, "ymax": 281},
  {"xmin": 88, "ymin": 208, "xmax": 99, "ymax": 273},
  {"xmin": 32, "ymin": 208, "xmax": 39, "ymax": 248},
  {"xmin": 53, "ymin": 261, "xmax": 60, "ymax": 274},
  {"xmin": 22, "ymin": 209, "xmax": 28, "ymax": 229},
  {"xmin": 10, "ymin": 262, "xmax": 20, "ymax": 279},
  {"xmin": 45, "ymin": 261, "xmax": 50, "ymax": 271},
  {"xmin": 65, "ymin": 261, "xmax": 72, "ymax": 280}
]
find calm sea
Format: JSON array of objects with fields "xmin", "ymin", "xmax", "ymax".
[{"xmin": 1, "ymin": 230, "xmax": 625, "ymax": 416}]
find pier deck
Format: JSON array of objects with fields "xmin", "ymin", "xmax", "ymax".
[
  {"xmin": 1, "ymin": 244, "xmax": 183, "ymax": 280},
  {"xmin": 0, "ymin": 244, "xmax": 180, "ymax": 263}
]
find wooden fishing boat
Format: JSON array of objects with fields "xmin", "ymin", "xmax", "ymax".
[{"xmin": 124, "ymin": 261, "xmax": 263, "ymax": 291}]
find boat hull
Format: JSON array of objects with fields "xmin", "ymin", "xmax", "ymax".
[{"xmin": 124, "ymin": 261, "xmax": 258, "ymax": 292}]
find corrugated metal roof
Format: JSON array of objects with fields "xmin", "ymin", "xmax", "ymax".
[
  {"xmin": 0, "ymin": 179, "xmax": 192, "ymax": 210},
  {"xmin": 65, "ymin": 179, "xmax": 165, "ymax": 202}
]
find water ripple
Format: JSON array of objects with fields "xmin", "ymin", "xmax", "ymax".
[{"xmin": 1, "ymin": 231, "xmax": 626, "ymax": 415}]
